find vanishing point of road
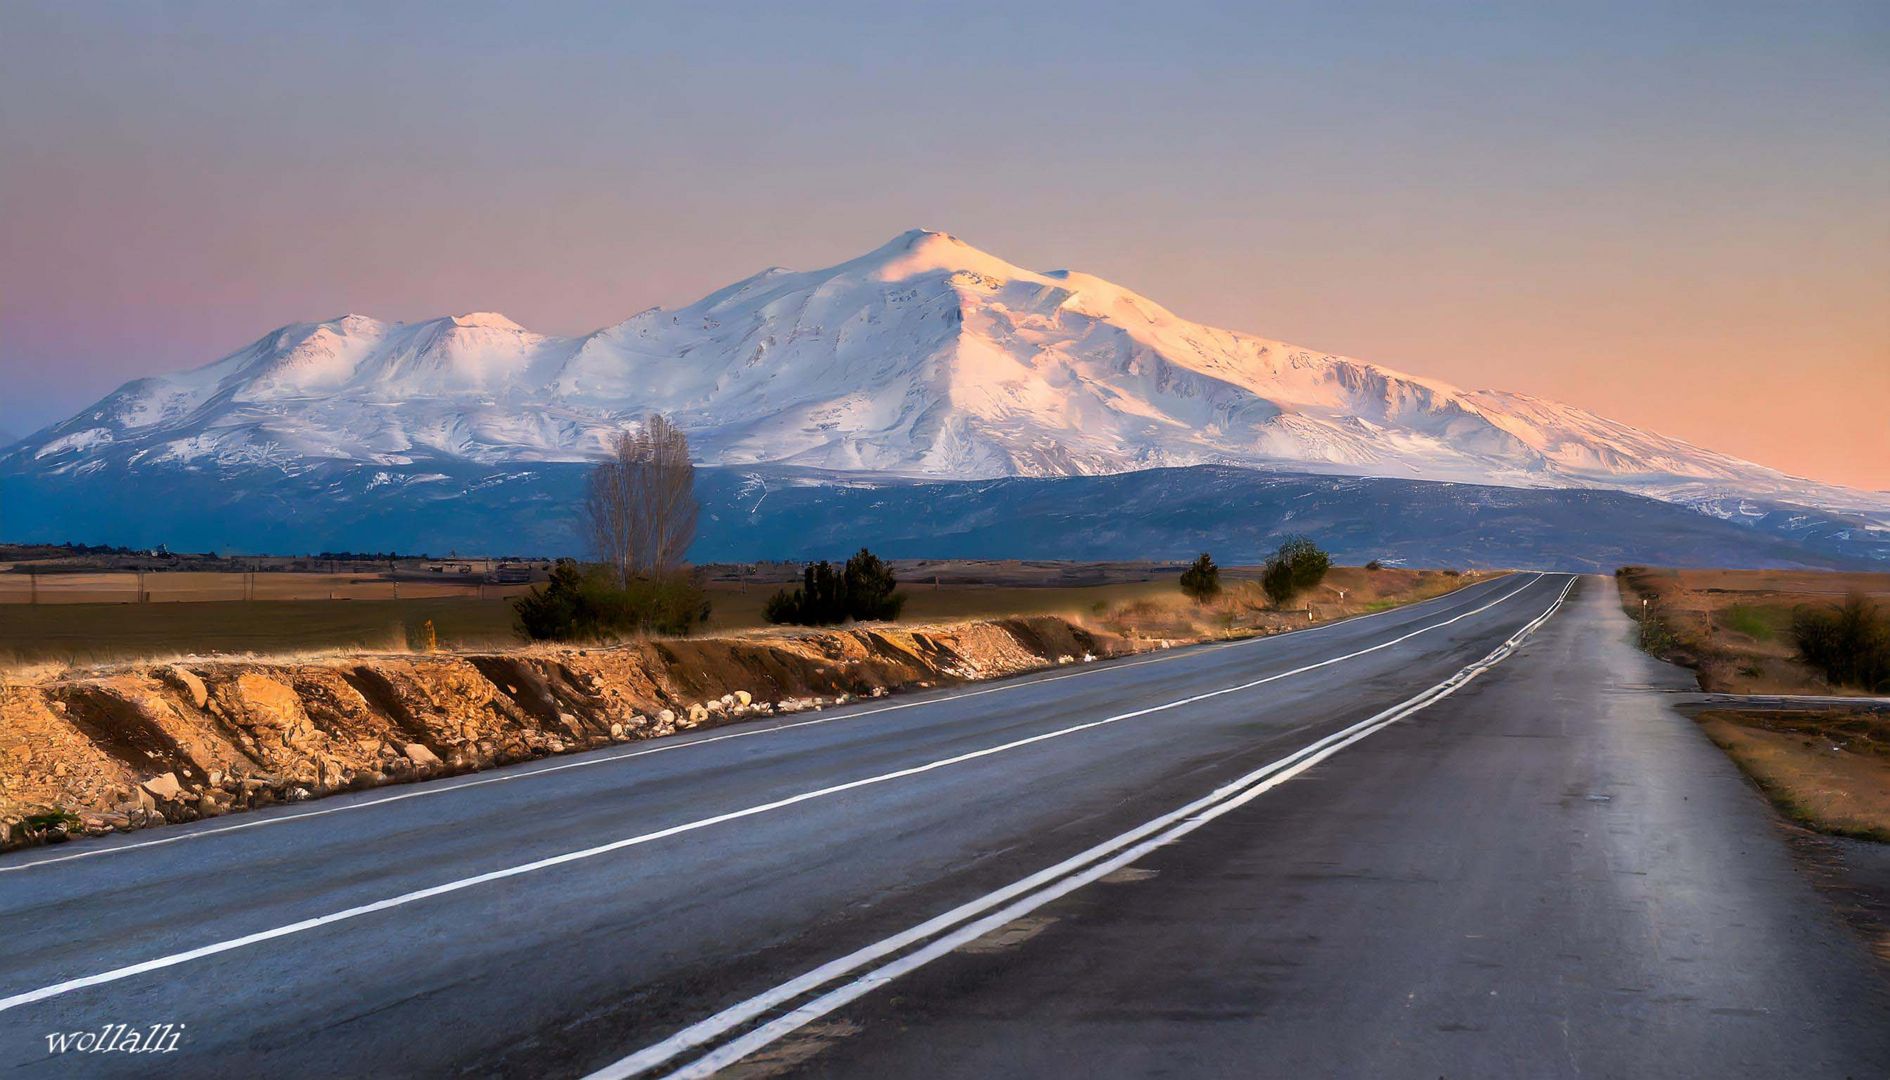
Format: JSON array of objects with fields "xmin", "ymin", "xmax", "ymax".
[{"xmin": 3, "ymin": 573, "xmax": 1887, "ymax": 1077}]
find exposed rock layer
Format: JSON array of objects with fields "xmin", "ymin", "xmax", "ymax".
[{"xmin": 0, "ymin": 616, "xmax": 1126, "ymax": 848}]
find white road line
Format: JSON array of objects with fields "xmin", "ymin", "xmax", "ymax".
[
  {"xmin": 598, "ymin": 574, "xmax": 1576, "ymax": 1080},
  {"xmin": 0, "ymin": 574, "xmax": 1512, "ymax": 875},
  {"xmin": 0, "ymin": 576, "xmax": 1547, "ymax": 1014}
]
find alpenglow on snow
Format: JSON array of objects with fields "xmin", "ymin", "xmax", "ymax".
[{"xmin": 9, "ymin": 229, "xmax": 1883, "ymax": 521}]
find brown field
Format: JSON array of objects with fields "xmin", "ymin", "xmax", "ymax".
[
  {"xmin": 1615, "ymin": 566, "xmax": 1890, "ymax": 695},
  {"xmin": 0, "ymin": 598, "xmax": 525, "ymax": 668},
  {"xmin": 0, "ymin": 570, "xmax": 531, "ymax": 605},
  {"xmin": 1696, "ymin": 709, "xmax": 1890, "ymax": 843},
  {"xmin": 0, "ymin": 563, "xmax": 1477, "ymax": 669}
]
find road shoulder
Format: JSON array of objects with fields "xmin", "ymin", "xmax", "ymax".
[{"xmin": 782, "ymin": 576, "xmax": 1890, "ymax": 1078}]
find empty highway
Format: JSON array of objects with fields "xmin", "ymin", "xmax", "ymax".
[{"xmin": 3, "ymin": 573, "xmax": 1886, "ymax": 1077}]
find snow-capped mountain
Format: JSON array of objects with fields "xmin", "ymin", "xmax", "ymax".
[{"xmin": 8, "ymin": 230, "xmax": 1883, "ymax": 522}]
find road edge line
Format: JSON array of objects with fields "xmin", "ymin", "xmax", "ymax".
[{"xmin": 593, "ymin": 575, "xmax": 1576, "ymax": 1079}]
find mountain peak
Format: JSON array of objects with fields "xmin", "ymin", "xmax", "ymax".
[
  {"xmin": 448, "ymin": 312, "xmax": 525, "ymax": 331},
  {"xmin": 884, "ymin": 227, "xmax": 961, "ymax": 251},
  {"xmin": 860, "ymin": 228, "xmax": 1026, "ymax": 284}
]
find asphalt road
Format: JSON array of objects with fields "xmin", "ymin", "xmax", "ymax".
[{"xmin": 2, "ymin": 572, "xmax": 1885, "ymax": 1077}]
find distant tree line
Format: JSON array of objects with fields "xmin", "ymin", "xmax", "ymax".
[
  {"xmin": 3, "ymin": 542, "xmax": 144, "ymax": 557},
  {"xmin": 314, "ymin": 551, "xmax": 411, "ymax": 563}
]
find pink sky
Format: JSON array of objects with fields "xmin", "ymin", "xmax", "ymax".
[{"xmin": 3, "ymin": 3, "xmax": 1885, "ymax": 489}]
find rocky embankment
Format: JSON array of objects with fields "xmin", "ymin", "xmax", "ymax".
[{"xmin": 0, "ymin": 616, "xmax": 1129, "ymax": 849}]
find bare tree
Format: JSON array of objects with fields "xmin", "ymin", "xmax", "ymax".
[{"xmin": 586, "ymin": 413, "xmax": 698, "ymax": 585}]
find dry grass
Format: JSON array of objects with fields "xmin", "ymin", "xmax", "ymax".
[
  {"xmin": 1068, "ymin": 566, "xmax": 1481, "ymax": 645},
  {"xmin": 704, "ymin": 578, "xmax": 1184, "ymax": 631},
  {"xmin": 1616, "ymin": 566, "xmax": 1890, "ymax": 694},
  {"xmin": 0, "ymin": 598, "xmax": 522, "ymax": 670},
  {"xmin": 0, "ymin": 565, "xmax": 1480, "ymax": 672},
  {"xmin": 1696, "ymin": 708, "xmax": 1890, "ymax": 842}
]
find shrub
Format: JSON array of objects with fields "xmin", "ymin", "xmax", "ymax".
[
  {"xmin": 1261, "ymin": 559, "xmax": 1297, "ymax": 606},
  {"xmin": 764, "ymin": 548, "xmax": 906, "ymax": 625},
  {"xmin": 614, "ymin": 574, "xmax": 715, "ymax": 636},
  {"xmin": 1178, "ymin": 553, "xmax": 1222, "ymax": 604},
  {"xmin": 1636, "ymin": 606, "xmax": 1678, "ymax": 655},
  {"xmin": 1791, "ymin": 593, "xmax": 1890, "ymax": 692},
  {"xmin": 1278, "ymin": 535, "xmax": 1331, "ymax": 590},
  {"xmin": 1364, "ymin": 559, "xmax": 1384, "ymax": 571},
  {"xmin": 512, "ymin": 560, "xmax": 593, "ymax": 640},
  {"xmin": 1261, "ymin": 536, "xmax": 1331, "ymax": 606},
  {"xmin": 765, "ymin": 561, "xmax": 844, "ymax": 625},
  {"xmin": 513, "ymin": 559, "xmax": 710, "ymax": 641},
  {"xmin": 843, "ymin": 548, "xmax": 904, "ymax": 621}
]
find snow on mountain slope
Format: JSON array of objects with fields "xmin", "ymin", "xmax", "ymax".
[{"xmin": 8, "ymin": 229, "xmax": 1881, "ymax": 519}]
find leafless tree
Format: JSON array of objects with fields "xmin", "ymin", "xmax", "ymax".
[{"xmin": 586, "ymin": 413, "xmax": 698, "ymax": 585}]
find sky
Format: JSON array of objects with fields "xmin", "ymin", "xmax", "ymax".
[{"xmin": 2, "ymin": 1, "xmax": 1886, "ymax": 488}]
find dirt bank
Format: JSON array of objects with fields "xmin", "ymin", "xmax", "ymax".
[
  {"xmin": 0, "ymin": 616, "xmax": 1132, "ymax": 848},
  {"xmin": 0, "ymin": 567, "xmax": 1486, "ymax": 850}
]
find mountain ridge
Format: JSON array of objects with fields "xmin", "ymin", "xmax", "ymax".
[
  {"xmin": 3, "ymin": 461, "xmax": 1882, "ymax": 571},
  {"xmin": 6, "ymin": 230, "xmax": 1883, "ymax": 524}
]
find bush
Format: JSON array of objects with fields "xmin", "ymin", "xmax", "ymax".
[
  {"xmin": 1791, "ymin": 593, "xmax": 1890, "ymax": 692},
  {"xmin": 764, "ymin": 548, "xmax": 906, "ymax": 626},
  {"xmin": 513, "ymin": 559, "xmax": 710, "ymax": 641},
  {"xmin": 1278, "ymin": 536, "xmax": 1331, "ymax": 590},
  {"xmin": 764, "ymin": 561, "xmax": 842, "ymax": 625},
  {"xmin": 843, "ymin": 548, "xmax": 904, "ymax": 621},
  {"xmin": 1261, "ymin": 559, "xmax": 1296, "ymax": 606},
  {"xmin": 1636, "ymin": 606, "xmax": 1678, "ymax": 655},
  {"xmin": 615, "ymin": 575, "xmax": 715, "ymax": 636},
  {"xmin": 1364, "ymin": 559, "xmax": 1384, "ymax": 571},
  {"xmin": 1261, "ymin": 536, "xmax": 1331, "ymax": 606},
  {"xmin": 1178, "ymin": 553, "xmax": 1222, "ymax": 604}
]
